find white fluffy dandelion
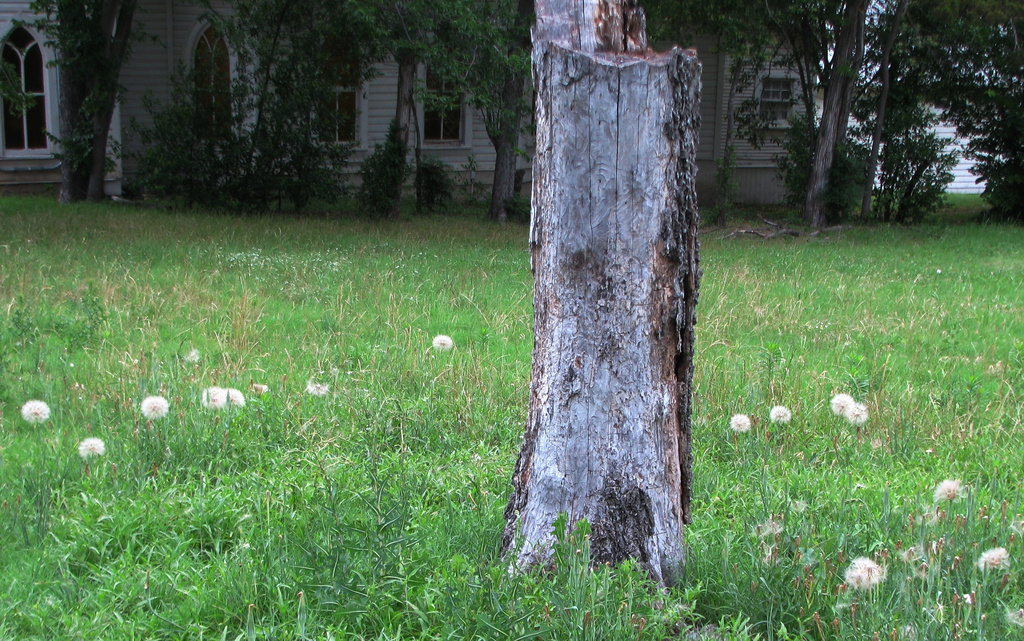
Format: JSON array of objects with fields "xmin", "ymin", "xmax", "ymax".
[
  {"xmin": 184, "ymin": 348, "xmax": 201, "ymax": 363},
  {"xmin": 933, "ymin": 479, "xmax": 964, "ymax": 503},
  {"xmin": 140, "ymin": 395, "xmax": 170, "ymax": 420},
  {"xmin": 754, "ymin": 518, "xmax": 783, "ymax": 538},
  {"xmin": 432, "ymin": 334, "xmax": 455, "ymax": 351},
  {"xmin": 769, "ymin": 405, "xmax": 792, "ymax": 424},
  {"xmin": 250, "ymin": 383, "xmax": 269, "ymax": 396},
  {"xmin": 226, "ymin": 388, "xmax": 246, "ymax": 408},
  {"xmin": 977, "ymin": 547, "xmax": 1009, "ymax": 572},
  {"xmin": 830, "ymin": 393, "xmax": 855, "ymax": 417},
  {"xmin": 77, "ymin": 437, "xmax": 106, "ymax": 460},
  {"xmin": 20, "ymin": 400, "xmax": 51, "ymax": 424},
  {"xmin": 1007, "ymin": 608, "xmax": 1024, "ymax": 627},
  {"xmin": 729, "ymin": 414, "xmax": 752, "ymax": 433},
  {"xmin": 844, "ymin": 556, "xmax": 887, "ymax": 591},
  {"xmin": 201, "ymin": 387, "xmax": 228, "ymax": 410},
  {"xmin": 306, "ymin": 380, "xmax": 329, "ymax": 397},
  {"xmin": 845, "ymin": 402, "xmax": 869, "ymax": 426}
]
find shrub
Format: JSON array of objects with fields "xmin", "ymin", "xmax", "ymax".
[
  {"xmin": 358, "ymin": 120, "xmax": 409, "ymax": 215},
  {"xmin": 870, "ymin": 104, "xmax": 956, "ymax": 223},
  {"xmin": 134, "ymin": 2, "xmax": 363, "ymax": 211},
  {"xmin": 414, "ymin": 156, "xmax": 454, "ymax": 213}
]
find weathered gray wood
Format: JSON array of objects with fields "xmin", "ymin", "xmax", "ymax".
[{"xmin": 502, "ymin": 0, "xmax": 701, "ymax": 585}]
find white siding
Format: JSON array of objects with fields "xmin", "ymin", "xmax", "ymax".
[{"xmin": 934, "ymin": 122, "xmax": 985, "ymax": 194}]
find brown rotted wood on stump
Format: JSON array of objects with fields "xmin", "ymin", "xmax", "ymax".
[{"xmin": 501, "ymin": 0, "xmax": 701, "ymax": 586}]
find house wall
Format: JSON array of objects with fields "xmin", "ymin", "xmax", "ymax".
[
  {"xmin": 934, "ymin": 122, "xmax": 985, "ymax": 194},
  {"xmin": 0, "ymin": 1, "xmax": 789, "ymax": 206},
  {"xmin": 709, "ymin": 49, "xmax": 793, "ymax": 205}
]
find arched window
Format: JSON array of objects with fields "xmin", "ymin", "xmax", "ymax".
[
  {"xmin": 193, "ymin": 25, "xmax": 230, "ymax": 135},
  {"xmin": 3, "ymin": 27, "xmax": 47, "ymax": 151}
]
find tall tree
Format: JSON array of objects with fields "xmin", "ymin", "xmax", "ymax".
[
  {"xmin": 799, "ymin": 0, "xmax": 869, "ymax": 227},
  {"xmin": 859, "ymin": 0, "xmax": 909, "ymax": 219},
  {"xmin": 502, "ymin": 0, "xmax": 701, "ymax": 585},
  {"xmin": 31, "ymin": 0, "xmax": 138, "ymax": 203},
  {"xmin": 475, "ymin": 0, "xmax": 533, "ymax": 223}
]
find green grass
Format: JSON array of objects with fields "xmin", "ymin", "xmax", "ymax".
[{"xmin": 1, "ymin": 196, "xmax": 1023, "ymax": 640}]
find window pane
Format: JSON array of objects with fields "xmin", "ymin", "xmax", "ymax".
[
  {"xmin": 9, "ymin": 28, "xmax": 33, "ymax": 51},
  {"xmin": 4, "ymin": 100, "xmax": 24, "ymax": 149},
  {"xmin": 423, "ymin": 108, "xmax": 442, "ymax": 141},
  {"xmin": 2, "ymin": 44, "xmax": 20, "ymax": 77},
  {"xmin": 336, "ymin": 90, "xmax": 356, "ymax": 141},
  {"xmin": 194, "ymin": 26, "xmax": 231, "ymax": 136},
  {"xmin": 423, "ymin": 67, "xmax": 462, "ymax": 142},
  {"xmin": 442, "ymin": 109, "xmax": 460, "ymax": 141},
  {"xmin": 25, "ymin": 96, "xmax": 46, "ymax": 148},
  {"xmin": 24, "ymin": 45, "xmax": 43, "ymax": 93}
]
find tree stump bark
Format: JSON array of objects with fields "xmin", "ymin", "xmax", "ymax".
[{"xmin": 501, "ymin": 0, "xmax": 701, "ymax": 586}]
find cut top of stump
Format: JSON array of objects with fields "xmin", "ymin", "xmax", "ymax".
[{"xmin": 535, "ymin": 0, "xmax": 652, "ymax": 54}]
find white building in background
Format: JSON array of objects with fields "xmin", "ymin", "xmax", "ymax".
[
  {"xmin": 935, "ymin": 122, "xmax": 985, "ymax": 194},
  {"xmin": 6, "ymin": 3, "xmax": 975, "ymax": 206}
]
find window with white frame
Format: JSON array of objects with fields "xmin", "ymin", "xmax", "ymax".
[
  {"xmin": 324, "ymin": 40, "xmax": 360, "ymax": 143},
  {"xmin": 3, "ymin": 27, "xmax": 48, "ymax": 151},
  {"xmin": 759, "ymin": 77, "xmax": 793, "ymax": 124},
  {"xmin": 422, "ymin": 67, "xmax": 462, "ymax": 143}
]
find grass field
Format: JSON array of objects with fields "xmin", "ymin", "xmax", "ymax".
[{"xmin": 1, "ymin": 196, "xmax": 1023, "ymax": 640}]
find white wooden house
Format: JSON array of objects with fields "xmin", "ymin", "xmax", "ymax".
[{"xmin": 0, "ymin": 2, "xmax": 824, "ymax": 206}]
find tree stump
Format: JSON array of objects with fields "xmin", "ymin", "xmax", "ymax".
[{"xmin": 501, "ymin": 0, "xmax": 701, "ymax": 586}]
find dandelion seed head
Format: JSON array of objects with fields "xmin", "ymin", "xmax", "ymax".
[
  {"xmin": 900, "ymin": 547, "xmax": 920, "ymax": 564},
  {"xmin": 830, "ymin": 393, "xmax": 855, "ymax": 417},
  {"xmin": 184, "ymin": 348, "xmax": 201, "ymax": 363},
  {"xmin": 933, "ymin": 479, "xmax": 964, "ymax": 503},
  {"xmin": 201, "ymin": 386, "xmax": 228, "ymax": 410},
  {"xmin": 844, "ymin": 556, "xmax": 887, "ymax": 591},
  {"xmin": 20, "ymin": 399, "xmax": 50, "ymax": 424},
  {"xmin": 1006, "ymin": 608, "xmax": 1024, "ymax": 627},
  {"xmin": 140, "ymin": 395, "xmax": 169, "ymax": 420},
  {"xmin": 977, "ymin": 547, "xmax": 1009, "ymax": 572},
  {"xmin": 754, "ymin": 518, "xmax": 783, "ymax": 538},
  {"xmin": 432, "ymin": 334, "xmax": 454, "ymax": 351},
  {"xmin": 1010, "ymin": 517, "xmax": 1024, "ymax": 535},
  {"xmin": 306, "ymin": 380, "xmax": 329, "ymax": 397},
  {"xmin": 226, "ymin": 388, "xmax": 245, "ymax": 408},
  {"xmin": 845, "ymin": 402, "xmax": 869, "ymax": 426},
  {"xmin": 78, "ymin": 437, "xmax": 106, "ymax": 460},
  {"xmin": 729, "ymin": 414, "xmax": 751, "ymax": 433},
  {"xmin": 769, "ymin": 405, "xmax": 792, "ymax": 424},
  {"xmin": 250, "ymin": 383, "xmax": 269, "ymax": 395}
]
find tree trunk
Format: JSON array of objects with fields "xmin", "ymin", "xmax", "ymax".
[
  {"xmin": 860, "ymin": 0, "xmax": 908, "ymax": 220},
  {"xmin": 488, "ymin": 130, "xmax": 518, "ymax": 224},
  {"xmin": 58, "ymin": 65, "xmax": 90, "ymax": 203},
  {"xmin": 502, "ymin": 0, "xmax": 701, "ymax": 587},
  {"xmin": 52, "ymin": 0, "xmax": 137, "ymax": 203},
  {"xmin": 389, "ymin": 50, "xmax": 416, "ymax": 219},
  {"xmin": 801, "ymin": 0, "xmax": 868, "ymax": 227},
  {"xmin": 486, "ymin": 0, "xmax": 533, "ymax": 224}
]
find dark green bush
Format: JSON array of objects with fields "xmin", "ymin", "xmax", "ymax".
[
  {"xmin": 358, "ymin": 120, "xmax": 409, "ymax": 215},
  {"xmin": 414, "ymin": 156, "xmax": 454, "ymax": 212}
]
